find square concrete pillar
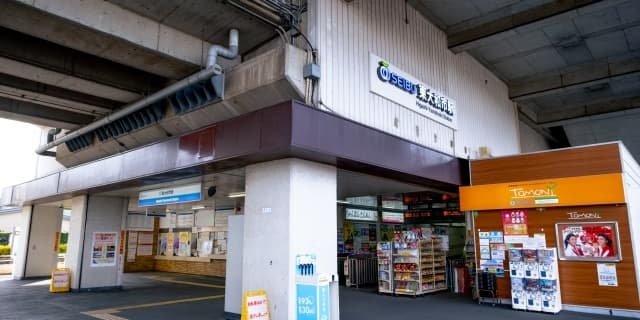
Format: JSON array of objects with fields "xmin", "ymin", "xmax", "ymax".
[
  {"xmin": 243, "ymin": 158, "xmax": 339, "ymax": 319},
  {"xmin": 66, "ymin": 195, "xmax": 127, "ymax": 290}
]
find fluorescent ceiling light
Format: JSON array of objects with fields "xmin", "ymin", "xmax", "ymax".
[
  {"xmin": 227, "ymin": 192, "xmax": 246, "ymax": 198},
  {"xmin": 336, "ymin": 200, "xmax": 350, "ymax": 204},
  {"xmin": 191, "ymin": 205, "xmax": 206, "ymax": 210}
]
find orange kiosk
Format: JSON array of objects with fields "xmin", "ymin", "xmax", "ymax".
[{"xmin": 460, "ymin": 142, "xmax": 640, "ymax": 315}]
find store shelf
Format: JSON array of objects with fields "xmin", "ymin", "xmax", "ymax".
[{"xmin": 389, "ymin": 238, "xmax": 447, "ymax": 296}]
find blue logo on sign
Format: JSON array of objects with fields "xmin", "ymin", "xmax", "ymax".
[
  {"xmin": 377, "ymin": 61, "xmax": 417, "ymax": 95},
  {"xmin": 377, "ymin": 60, "xmax": 455, "ymax": 118}
]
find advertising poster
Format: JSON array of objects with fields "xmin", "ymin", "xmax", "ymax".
[
  {"xmin": 137, "ymin": 244, "xmax": 153, "ymax": 256},
  {"xmin": 138, "ymin": 231, "xmax": 153, "ymax": 245},
  {"xmin": 167, "ymin": 233, "xmax": 175, "ymax": 256},
  {"xmin": 480, "ymin": 246, "xmax": 491, "ymax": 259},
  {"xmin": 241, "ymin": 290, "xmax": 270, "ymax": 320},
  {"xmin": 178, "ymin": 232, "xmax": 191, "ymax": 256},
  {"xmin": 597, "ymin": 263, "xmax": 618, "ymax": 286},
  {"xmin": 489, "ymin": 231, "xmax": 504, "ymax": 243},
  {"xmin": 502, "ymin": 209, "xmax": 528, "ymax": 235},
  {"xmin": 555, "ymin": 222, "xmax": 621, "ymax": 261},
  {"xmin": 479, "ymin": 259, "xmax": 504, "ymax": 277},
  {"xmin": 157, "ymin": 233, "xmax": 168, "ymax": 256},
  {"xmin": 490, "ymin": 243, "xmax": 506, "ymax": 260},
  {"xmin": 91, "ymin": 232, "xmax": 117, "ymax": 267}
]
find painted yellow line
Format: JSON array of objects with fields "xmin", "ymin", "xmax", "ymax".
[
  {"xmin": 82, "ymin": 294, "xmax": 225, "ymax": 319},
  {"xmin": 142, "ymin": 275, "xmax": 225, "ymax": 288}
]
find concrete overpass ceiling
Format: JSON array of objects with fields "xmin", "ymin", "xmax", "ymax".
[
  {"xmin": 105, "ymin": 0, "xmax": 277, "ymax": 56},
  {"xmin": 412, "ymin": 0, "xmax": 640, "ymax": 161},
  {"xmin": 0, "ymin": 0, "xmax": 285, "ymax": 161}
]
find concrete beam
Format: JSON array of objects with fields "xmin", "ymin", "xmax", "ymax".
[
  {"xmin": 0, "ymin": 27, "xmax": 166, "ymax": 96},
  {"xmin": 1, "ymin": 0, "xmax": 205, "ymax": 79},
  {"xmin": 509, "ymin": 56, "xmax": 640, "ymax": 100},
  {"xmin": 0, "ymin": 73, "xmax": 120, "ymax": 115},
  {"xmin": 0, "ymin": 96, "xmax": 95, "ymax": 129},
  {"xmin": 448, "ymin": 0, "xmax": 599, "ymax": 53},
  {"xmin": 539, "ymin": 96, "xmax": 640, "ymax": 126},
  {"xmin": 0, "ymin": 56, "xmax": 140, "ymax": 103}
]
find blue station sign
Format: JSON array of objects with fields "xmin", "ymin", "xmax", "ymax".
[{"xmin": 138, "ymin": 183, "xmax": 202, "ymax": 207}]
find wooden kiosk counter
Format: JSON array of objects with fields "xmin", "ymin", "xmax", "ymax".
[{"xmin": 460, "ymin": 142, "xmax": 640, "ymax": 313}]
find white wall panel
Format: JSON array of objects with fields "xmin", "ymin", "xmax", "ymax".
[
  {"xmin": 620, "ymin": 143, "xmax": 640, "ymax": 302},
  {"xmin": 314, "ymin": 0, "xmax": 518, "ymax": 158},
  {"xmin": 519, "ymin": 121, "xmax": 550, "ymax": 153}
]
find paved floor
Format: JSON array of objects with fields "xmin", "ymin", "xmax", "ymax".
[{"xmin": 0, "ymin": 272, "xmax": 631, "ymax": 319}]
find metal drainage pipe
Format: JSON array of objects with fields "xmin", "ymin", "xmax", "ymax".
[{"xmin": 36, "ymin": 29, "xmax": 239, "ymax": 156}]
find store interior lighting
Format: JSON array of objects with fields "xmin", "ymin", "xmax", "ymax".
[
  {"xmin": 227, "ymin": 192, "xmax": 246, "ymax": 198},
  {"xmin": 191, "ymin": 205, "xmax": 206, "ymax": 210},
  {"xmin": 336, "ymin": 200, "xmax": 351, "ymax": 204}
]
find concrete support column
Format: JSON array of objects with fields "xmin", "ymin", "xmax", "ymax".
[
  {"xmin": 24, "ymin": 205, "xmax": 63, "ymax": 277},
  {"xmin": 11, "ymin": 206, "xmax": 32, "ymax": 279},
  {"xmin": 66, "ymin": 195, "xmax": 88, "ymax": 289},
  {"xmin": 66, "ymin": 195, "xmax": 127, "ymax": 291},
  {"xmin": 243, "ymin": 158, "xmax": 339, "ymax": 319}
]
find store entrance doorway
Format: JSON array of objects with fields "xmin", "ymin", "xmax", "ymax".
[{"xmin": 335, "ymin": 169, "xmax": 473, "ymax": 297}]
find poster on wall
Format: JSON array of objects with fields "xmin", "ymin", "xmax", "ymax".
[
  {"xmin": 138, "ymin": 231, "xmax": 154, "ymax": 245},
  {"xmin": 91, "ymin": 232, "xmax": 117, "ymax": 267},
  {"xmin": 597, "ymin": 263, "xmax": 618, "ymax": 287},
  {"xmin": 157, "ymin": 233, "xmax": 168, "ymax": 256},
  {"xmin": 555, "ymin": 222, "xmax": 621, "ymax": 261},
  {"xmin": 178, "ymin": 232, "xmax": 191, "ymax": 256},
  {"xmin": 502, "ymin": 209, "xmax": 528, "ymax": 235}
]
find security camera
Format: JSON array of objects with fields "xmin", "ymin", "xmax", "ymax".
[{"xmin": 208, "ymin": 186, "xmax": 217, "ymax": 197}]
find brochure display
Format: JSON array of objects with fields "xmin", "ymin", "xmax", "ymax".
[
  {"xmin": 509, "ymin": 248, "xmax": 561, "ymax": 313},
  {"xmin": 377, "ymin": 242, "xmax": 393, "ymax": 293},
  {"xmin": 392, "ymin": 238, "xmax": 447, "ymax": 296}
]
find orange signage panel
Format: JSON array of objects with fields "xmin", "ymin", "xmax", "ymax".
[{"xmin": 460, "ymin": 173, "xmax": 625, "ymax": 211}]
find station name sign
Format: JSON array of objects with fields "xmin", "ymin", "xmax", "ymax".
[
  {"xmin": 345, "ymin": 208, "xmax": 378, "ymax": 221},
  {"xmin": 369, "ymin": 53, "xmax": 457, "ymax": 129},
  {"xmin": 138, "ymin": 183, "xmax": 202, "ymax": 207}
]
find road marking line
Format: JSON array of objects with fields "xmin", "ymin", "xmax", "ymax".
[
  {"xmin": 142, "ymin": 275, "xmax": 225, "ymax": 288},
  {"xmin": 82, "ymin": 294, "xmax": 225, "ymax": 319}
]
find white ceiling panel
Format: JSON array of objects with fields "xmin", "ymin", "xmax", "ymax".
[
  {"xmin": 508, "ymin": 30, "xmax": 551, "ymax": 53},
  {"xmin": 494, "ymin": 57, "xmax": 536, "ymax": 78},
  {"xmin": 555, "ymin": 43, "xmax": 594, "ymax": 65},
  {"xmin": 422, "ymin": 1, "xmax": 479, "ymax": 26},
  {"xmin": 472, "ymin": 40, "xmax": 518, "ymax": 62},
  {"xmin": 470, "ymin": 0, "xmax": 518, "ymax": 14},
  {"xmin": 524, "ymin": 48, "xmax": 566, "ymax": 73},
  {"xmin": 585, "ymin": 31, "xmax": 630, "ymax": 59},
  {"xmin": 625, "ymin": 25, "xmax": 640, "ymax": 51},
  {"xmin": 574, "ymin": 7, "xmax": 621, "ymax": 35},
  {"xmin": 542, "ymin": 20, "xmax": 581, "ymax": 45},
  {"xmin": 617, "ymin": 0, "xmax": 640, "ymax": 24}
]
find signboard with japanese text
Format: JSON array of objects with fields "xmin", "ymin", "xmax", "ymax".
[
  {"xmin": 370, "ymin": 53, "xmax": 457, "ymax": 129},
  {"xmin": 241, "ymin": 290, "xmax": 270, "ymax": 320},
  {"xmin": 91, "ymin": 232, "xmax": 117, "ymax": 267},
  {"xmin": 460, "ymin": 173, "xmax": 624, "ymax": 211},
  {"xmin": 502, "ymin": 209, "xmax": 528, "ymax": 235}
]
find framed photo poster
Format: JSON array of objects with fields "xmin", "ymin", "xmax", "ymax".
[{"xmin": 555, "ymin": 222, "xmax": 621, "ymax": 262}]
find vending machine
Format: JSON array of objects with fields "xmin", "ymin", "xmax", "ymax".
[
  {"xmin": 538, "ymin": 248, "xmax": 561, "ymax": 313},
  {"xmin": 508, "ymin": 249, "xmax": 524, "ymax": 278},
  {"xmin": 509, "ymin": 247, "xmax": 561, "ymax": 313},
  {"xmin": 510, "ymin": 277, "xmax": 527, "ymax": 310},
  {"xmin": 523, "ymin": 249, "xmax": 540, "ymax": 279}
]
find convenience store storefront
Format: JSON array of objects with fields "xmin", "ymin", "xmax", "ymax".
[{"xmin": 460, "ymin": 142, "xmax": 640, "ymax": 316}]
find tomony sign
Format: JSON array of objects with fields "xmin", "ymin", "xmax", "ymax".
[{"xmin": 369, "ymin": 53, "xmax": 457, "ymax": 129}]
